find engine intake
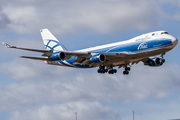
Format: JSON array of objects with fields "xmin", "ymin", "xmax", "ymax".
[
  {"xmin": 144, "ymin": 57, "xmax": 165, "ymax": 67},
  {"xmin": 91, "ymin": 54, "xmax": 106, "ymax": 63}
]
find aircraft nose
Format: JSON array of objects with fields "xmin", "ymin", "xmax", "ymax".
[{"xmin": 172, "ymin": 38, "xmax": 178, "ymax": 46}]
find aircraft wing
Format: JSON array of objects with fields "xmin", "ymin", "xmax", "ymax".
[
  {"xmin": 2, "ymin": 42, "xmax": 51, "ymax": 53},
  {"xmin": 3, "ymin": 42, "xmax": 128, "ymax": 57},
  {"xmin": 2, "ymin": 42, "xmax": 90, "ymax": 57},
  {"xmin": 2, "ymin": 42, "xmax": 130, "ymax": 65},
  {"xmin": 2, "ymin": 42, "xmax": 54, "ymax": 57}
]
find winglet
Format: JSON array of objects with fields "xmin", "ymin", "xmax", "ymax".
[
  {"xmin": 2, "ymin": 42, "xmax": 16, "ymax": 48},
  {"xmin": 2, "ymin": 42, "xmax": 11, "ymax": 48}
]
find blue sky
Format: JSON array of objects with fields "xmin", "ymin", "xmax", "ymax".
[{"xmin": 0, "ymin": 0, "xmax": 180, "ymax": 120}]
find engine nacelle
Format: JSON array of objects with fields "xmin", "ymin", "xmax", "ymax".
[
  {"xmin": 91, "ymin": 54, "xmax": 106, "ymax": 63},
  {"xmin": 144, "ymin": 57, "xmax": 165, "ymax": 67},
  {"xmin": 51, "ymin": 52, "xmax": 66, "ymax": 60}
]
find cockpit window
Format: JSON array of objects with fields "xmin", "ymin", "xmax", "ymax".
[{"xmin": 161, "ymin": 32, "xmax": 169, "ymax": 34}]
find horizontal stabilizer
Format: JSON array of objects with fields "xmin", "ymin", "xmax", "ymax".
[{"xmin": 20, "ymin": 56, "xmax": 53, "ymax": 61}]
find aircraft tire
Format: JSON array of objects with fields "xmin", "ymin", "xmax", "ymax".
[
  {"xmin": 125, "ymin": 67, "xmax": 131, "ymax": 71},
  {"xmin": 162, "ymin": 59, "xmax": 165, "ymax": 63},
  {"xmin": 123, "ymin": 71, "xmax": 129, "ymax": 75}
]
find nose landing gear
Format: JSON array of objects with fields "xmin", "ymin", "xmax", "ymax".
[{"xmin": 161, "ymin": 53, "xmax": 165, "ymax": 64}]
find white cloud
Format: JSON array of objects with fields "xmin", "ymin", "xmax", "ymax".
[
  {"xmin": 0, "ymin": 0, "xmax": 166, "ymax": 35},
  {"xmin": 0, "ymin": 58, "xmax": 73, "ymax": 80},
  {"xmin": 0, "ymin": 11, "xmax": 11, "ymax": 29},
  {"xmin": 0, "ymin": 58, "xmax": 180, "ymax": 110},
  {"xmin": 0, "ymin": 1, "xmax": 180, "ymax": 119},
  {"xmin": 2, "ymin": 5, "xmax": 39, "ymax": 34},
  {"xmin": 8, "ymin": 101, "xmax": 120, "ymax": 120}
]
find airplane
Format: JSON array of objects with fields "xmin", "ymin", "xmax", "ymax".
[{"xmin": 2, "ymin": 28, "xmax": 178, "ymax": 75}]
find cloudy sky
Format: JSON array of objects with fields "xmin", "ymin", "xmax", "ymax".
[{"xmin": 0, "ymin": 0, "xmax": 180, "ymax": 120}]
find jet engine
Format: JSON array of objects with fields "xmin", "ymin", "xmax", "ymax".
[
  {"xmin": 91, "ymin": 54, "xmax": 106, "ymax": 63},
  {"xmin": 51, "ymin": 52, "xmax": 66, "ymax": 60},
  {"xmin": 144, "ymin": 57, "xmax": 165, "ymax": 67}
]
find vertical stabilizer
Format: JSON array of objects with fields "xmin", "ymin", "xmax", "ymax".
[{"xmin": 40, "ymin": 28, "xmax": 68, "ymax": 51}]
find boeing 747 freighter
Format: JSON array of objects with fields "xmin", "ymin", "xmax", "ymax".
[{"xmin": 3, "ymin": 29, "xmax": 178, "ymax": 75}]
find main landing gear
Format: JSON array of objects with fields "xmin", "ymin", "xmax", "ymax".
[
  {"xmin": 97, "ymin": 66, "xmax": 108, "ymax": 74},
  {"xmin": 123, "ymin": 66, "xmax": 131, "ymax": 75},
  {"xmin": 97, "ymin": 65, "xmax": 131, "ymax": 75},
  {"xmin": 97, "ymin": 65, "xmax": 117, "ymax": 74},
  {"xmin": 108, "ymin": 69, "xmax": 117, "ymax": 74}
]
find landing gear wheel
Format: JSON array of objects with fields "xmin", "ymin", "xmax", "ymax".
[
  {"xmin": 123, "ymin": 66, "xmax": 130, "ymax": 75},
  {"xmin": 125, "ymin": 67, "xmax": 131, "ymax": 71},
  {"xmin": 162, "ymin": 59, "xmax": 165, "ymax": 63},
  {"xmin": 123, "ymin": 71, "xmax": 129, "ymax": 75},
  {"xmin": 97, "ymin": 66, "xmax": 109, "ymax": 74},
  {"xmin": 98, "ymin": 65, "xmax": 105, "ymax": 74},
  {"xmin": 108, "ymin": 69, "xmax": 117, "ymax": 74},
  {"xmin": 108, "ymin": 70, "xmax": 112, "ymax": 74},
  {"xmin": 97, "ymin": 65, "xmax": 117, "ymax": 74},
  {"xmin": 98, "ymin": 69, "xmax": 101, "ymax": 73}
]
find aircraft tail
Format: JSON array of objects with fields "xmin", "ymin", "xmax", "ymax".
[{"xmin": 40, "ymin": 28, "xmax": 68, "ymax": 51}]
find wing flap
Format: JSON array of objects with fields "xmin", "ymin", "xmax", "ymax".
[
  {"xmin": 81, "ymin": 59, "xmax": 92, "ymax": 65},
  {"xmin": 73, "ymin": 57, "xmax": 86, "ymax": 63},
  {"xmin": 63, "ymin": 51, "xmax": 91, "ymax": 58},
  {"xmin": 103, "ymin": 52, "xmax": 129, "ymax": 58}
]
